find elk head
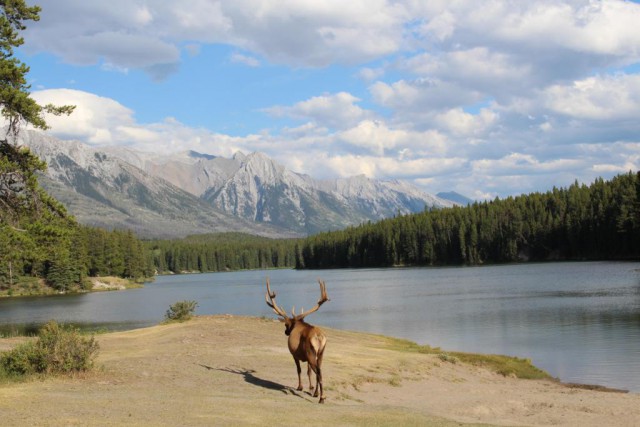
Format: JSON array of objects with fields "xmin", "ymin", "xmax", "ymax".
[{"xmin": 265, "ymin": 278, "xmax": 330, "ymax": 403}]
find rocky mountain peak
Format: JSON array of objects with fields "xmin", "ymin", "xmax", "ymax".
[{"xmin": 232, "ymin": 151, "xmax": 247, "ymax": 162}]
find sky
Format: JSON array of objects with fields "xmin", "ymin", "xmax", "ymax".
[{"xmin": 14, "ymin": 0, "xmax": 640, "ymax": 200}]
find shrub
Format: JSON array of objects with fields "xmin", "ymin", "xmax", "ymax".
[
  {"xmin": 165, "ymin": 300, "xmax": 198, "ymax": 322},
  {"xmin": 0, "ymin": 341, "xmax": 43, "ymax": 376},
  {"xmin": 0, "ymin": 321, "xmax": 99, "ymax": 377}
]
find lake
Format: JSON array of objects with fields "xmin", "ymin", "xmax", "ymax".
[{"xmin": 1, "ymin": 261, "xmax": 639, "ymax": 392}]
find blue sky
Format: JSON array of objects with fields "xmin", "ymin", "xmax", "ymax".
[{"xmin": 15, "ymin": 0, "xmax": 640, "ymax": 200}]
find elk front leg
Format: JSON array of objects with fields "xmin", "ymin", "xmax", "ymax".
[{"xmin": 294, "ymin": 358, "xmax": 303, "ymax": 391}]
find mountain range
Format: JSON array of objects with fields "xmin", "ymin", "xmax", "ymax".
[{"xmin": 20, "ymin": 130, "xmax": 457, "ymax": 238}]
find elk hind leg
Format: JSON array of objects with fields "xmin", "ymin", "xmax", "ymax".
[
  {"xmin": 307, "ymin": 363, "xmax": 314, "ymax": 392},
  {"xmin": 316, "ymin": 347, "xmax": 325, "ymax": 403},
  {"xmin": 310, "ymin": 336, "xmax": 326, "ymax": 403}
]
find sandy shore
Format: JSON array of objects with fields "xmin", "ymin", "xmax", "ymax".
[{"xmin": 1, "ymin": 315, "xmax": 638, "ymax": 426}]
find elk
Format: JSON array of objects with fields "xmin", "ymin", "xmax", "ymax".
[{"xmin": 265, "ymin": 278, "xmax": 330, "ymax": 403}]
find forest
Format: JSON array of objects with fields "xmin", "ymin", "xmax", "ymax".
[
  {"xmin": 145, "ymin": 232, "xmax": 300, "ymax": 274},
  {"xmin": 298, "ymin": 171, "xmax": 640, "ymax": 269}
]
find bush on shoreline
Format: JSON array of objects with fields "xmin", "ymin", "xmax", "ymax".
[
  {"xmin": 164, "ymin": 300, "xmax": 198, "ymax": 322},
  {"xmin": 0, "ymin": 321, "xmax": 99, "ymax": 379}
]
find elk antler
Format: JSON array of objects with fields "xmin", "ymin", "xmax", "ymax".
[
  {"xmin": 294, "ymin": 279, "xmax": 330, "ymax": 320},
  {"xmin": 265, "ymin": 278, "xmax": 289, "ymax": 319}
]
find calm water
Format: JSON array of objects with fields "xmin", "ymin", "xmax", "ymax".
[{"xmin": 1, "ymin": 262, "xmax": 639, "ymax": 392}]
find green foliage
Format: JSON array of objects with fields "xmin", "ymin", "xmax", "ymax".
[
  {"xmin": 0, "ymin": 340, "xmax": 42, "ymax": 376},
  {"xmin": 0, "ymin": 321, "xmax": 99, "ymax": 377},
  {"xmin": 165, "ymin": 300, "xmax": 198, "ymax": 322},
  {"xmin": 147, "ymin": 232, "xmax": 301, "ymax": 274},
  {"xmin": 298, "ymin": 172, "xmax": 640, "ymax": 268}
]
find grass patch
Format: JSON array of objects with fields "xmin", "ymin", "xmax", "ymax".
[
  {"xmin": 0, "ymin": 277, "xmax": 57, "ymax": 297},
  {"xmin": 384, "ymin": 337, "xmax": 551, "ymax": 380},
  {"xmin": 388, "ymin": 374, "xmax": 403, "ymax": 387},
  {"xmin": 451, "ymin": 352, "xmax": 550, "ymax": 379}
]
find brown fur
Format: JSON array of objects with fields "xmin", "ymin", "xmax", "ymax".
[{"xmin": 266, "ymin": 279, "xmax": 330, "ymax": 403}]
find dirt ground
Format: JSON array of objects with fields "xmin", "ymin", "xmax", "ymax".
[{"xmin": 1, "ymin": 315, "xmax": 639, "ymax": 426}]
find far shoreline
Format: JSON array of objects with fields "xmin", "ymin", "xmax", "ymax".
[{"xmin": 0, "ymin": 275, "xmax": 151, "ymax": 299}]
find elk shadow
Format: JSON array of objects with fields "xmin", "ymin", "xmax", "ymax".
[{"xmin": 197, "ymin": 364, "xmax": 306, "ymax": 399}]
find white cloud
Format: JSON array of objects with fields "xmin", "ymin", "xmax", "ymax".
[
  {"xmin": 32, "ymin": 89, "xmax": 135, "ymax": 144},
  {"xmin": 265, "ymin": 92, "xmax": 374, "ymax": 130},
  {"xmin": 230, "ymin": 52, "xmax": 261, "ymax": 67},
  {"xmin": 337, "ymin": 120, "xmax": 447, "ymax": 156},
  {"xmin": 24, "ymin": 2, "xmax": 187, "ymax": 79},
  {"xmin": 410, "ymin": 1, "xmax": 640, "ymax": 61},
  {"xmin": 433, "ymin": 108, "xmax": 498, "ymax": 137},
  {"xmin": 472, "ymin": 153, "xmax": 584, "ymax": 176},
  {"xmin": 544, "ymin": 74, "xmax": 640, "ymax": 121},
  {"xmin": 22, "ymin": 1, "xmax": 640, "ymax": 81},
  {"xmin": 490, "ymin": 1, "xmax": 640, "ymax": 59},
  {"xmin": 228, "ymin": 0, "xmax": 407, "ymax": 65},
  {"xmin": 404, "ymin": 48, "xmax": 533, "ymax": 100},
  {"xmin": 370, "ymin": 78, "xmax": 485, "ymax": 116},
  {"xmin": 25, "ymin": 0, "xmax": 407, "ymax": 74},
  {"xmin": 30, "ymin": 89, "xmax": 253, "ymax": 156},
  {"xmin": 358, "ymin": 67, "xmax": 385, "ymax": 81},
  {"xmin": 303, "ymin": 153, "xmax": 466, "ymax": 181}
]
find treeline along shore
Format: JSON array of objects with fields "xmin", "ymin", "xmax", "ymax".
[{"xmin": 2, "ymin": 171, "xmax": 639, "ymax": 295}]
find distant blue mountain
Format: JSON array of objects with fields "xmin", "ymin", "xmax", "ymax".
[{"xmin": 436, "ymin": 191, "xmax": 474, "ymax": 206}]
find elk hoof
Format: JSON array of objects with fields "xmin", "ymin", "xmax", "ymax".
[
  {"xmin": 296, "ymin": 385, "xmax": 303, "ymax": 391},
  {"xmin": 319, "ymin": 397, "xmax": 325, "ymax": 404}
]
